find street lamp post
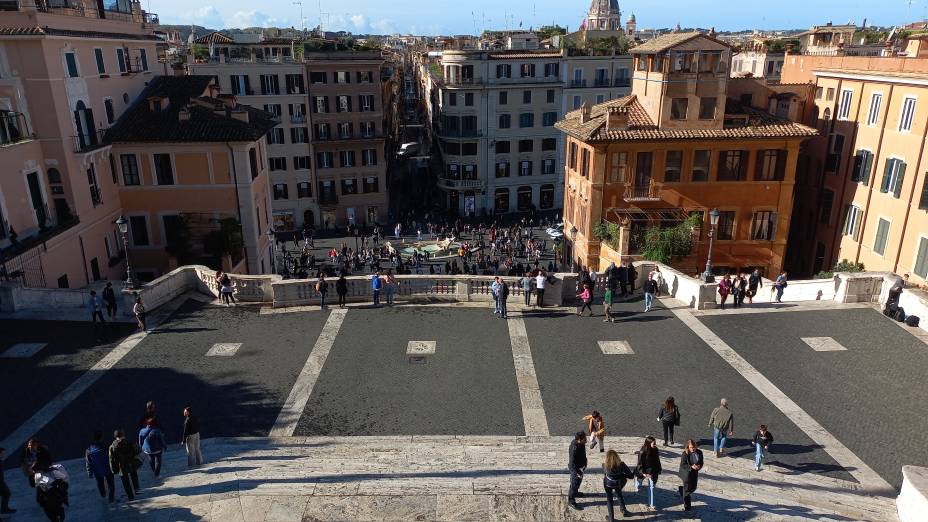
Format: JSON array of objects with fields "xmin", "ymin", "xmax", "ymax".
[
  {"xmin": 568, "ymin": 225, "xmax": 578, "ymax": 272},
  {"xmin": 702, "ymin": 208, "xmax": 721, "ymax": 283},
  {"xmin": 115, "ymin": 216, "xmax": 134, "ymax": 289}
]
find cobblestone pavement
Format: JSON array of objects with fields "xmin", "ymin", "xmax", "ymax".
[{"xmin": 0, "ymin": 436, "xmax": 897, "ymax": 521}]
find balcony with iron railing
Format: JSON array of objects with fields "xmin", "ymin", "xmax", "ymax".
[
  {"xmin": 3, "ymin": 0, "xmax": 158, "ymax": 26},
  {"xmin": 593, "ymin": 78, "xmax": 611, "ymax": 87},
  {"xmin": 290, "ymin": 114, "xmax": 306, "ymax": 124},
  {"xmin": 614, "ymin": 78, "xmax": 631, "ymax": 88},
  {"xmin": 318, "ymin": 192, "xmax": 339, "ymax": 206},
  {"xmin": 73, "ymin": 129, "xmax": 108, "ymax": 153},
  {"xmin": 438, "ymin": 128, "xmax": 482, "ymax": 138},
  {"xmin": 623, "ymin": 180, "xmax": 661, "ymax": 202},
  {"xmin": 0, "ymin": 111, "xmax": 33, "ymax": 147}
]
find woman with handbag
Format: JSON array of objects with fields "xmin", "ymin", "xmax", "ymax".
[
  {"xmin": 576, "ymin": 282, "xmax": 593, "ymax": 317},
  {"xmin": 603, "ymin": 450, "xmax": 633, "ymax": 520},
  {"xmin": 678, "ymin": 439, "xmax": 704, "ymax": 511},
  {"xmin": 657, "ymin": 396, "xmax": 680, "ymax": 446}
]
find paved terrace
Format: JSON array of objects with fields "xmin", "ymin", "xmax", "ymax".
[{"xmin": 2, "ymin": 265, "xmax": 928, "ymax": 520}]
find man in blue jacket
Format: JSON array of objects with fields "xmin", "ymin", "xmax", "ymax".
[
  {"xmin": 371, "ymin": 271, "xmax": 383, "ymax": 306},
  {"xmin": 85, "ymin": 431, "xmax": 115, "ymax": 502},
  {"xmin": 138, "ymin": 421, "xmax": 166, "ymax": 478}
]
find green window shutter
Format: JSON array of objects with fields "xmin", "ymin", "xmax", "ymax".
[
  {"xmin": 894, "ymin": 162, "xmax": 907, "ymax": 198},
  {"xmin": 861, "ymin": 151, "xmax": 873, "ymax": 185},
  {"xmin": 880, "ymin": 159, "xmax": 893, "ymax": 193},
  {"xmin": 919, "ymin": 177, "xmax": 928, "ymax": 210},
  {"xmin": 915, "ymin": 238, "xmax": 928, "ymax": 278}
]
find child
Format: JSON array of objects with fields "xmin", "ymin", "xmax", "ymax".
[{"xmin": 752, "ymin": 424, "xmax": 774, "ymax": 471}]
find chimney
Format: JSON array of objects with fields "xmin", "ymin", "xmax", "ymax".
[
  {"xmin": 579, "ymin": 102, "xmax": 592, "ymax": 123},
  {"xmin": 178, "ymin": 106, "xmax": 191, "ymax": 121},
  {"xmin": 606, "ymin": 106, "xmax": 629, "ymax": 130},
  {"xmin": 229, "ymin": 109, "xmax": 250, "ymax": 123}
]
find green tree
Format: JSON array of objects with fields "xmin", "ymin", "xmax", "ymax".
[
  {"xmin": 636, "ymin": 215, "xmax": 701, "ymax": 264},
  {"xmin": 537, "ymin": 25, "xmax": 567, "ymax": 40},
  {"xmin": 190, "ymin": 43, "xmax": 209, "ymax": 60}
]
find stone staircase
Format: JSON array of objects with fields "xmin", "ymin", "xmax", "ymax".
[{"xmin": 2, "ymin": 436, "xmax": 898, "ymax": 521}]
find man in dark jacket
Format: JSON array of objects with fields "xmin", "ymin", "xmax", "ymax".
[
  {"xmin": 567, "ymin": 431, "xmax": 587, "ymax": 510},
  {"xmin": 108, "ymin": 430, "xmax": 139, "ymax": 501},
  {"xmin": 86, "ymin": 431, "xmax": 115, "ymax": 502},
  {"xmin": 0, "ymin": 447, "xmax": 15, "ymax": 514},
  {"xmin": 181, "ymin": 407, "xmax": 202, "ymax": 467},
  {"xmin": 102, "ymin": 282, "xmax": 118, "ymax": 319},
  {"xmin": 616, "ymin": 264, "xmax": 628, "ymax": 297}
]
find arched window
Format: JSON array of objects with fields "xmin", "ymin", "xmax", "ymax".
[
  {"xmin": 517, "ymin": 186, "xmax": 533, "ymax": 211},
  {"xmin": 494, "ymin": 188, "xmax": 509, "ymax": 213},
  {"xmin": 539, "ymin": 184, "xmax": 555, "ymax": 209}
]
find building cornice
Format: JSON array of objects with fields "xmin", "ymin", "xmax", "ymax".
[{"xmin": 812, "ymin": 69, "xmax": 928, "ymax": 87}]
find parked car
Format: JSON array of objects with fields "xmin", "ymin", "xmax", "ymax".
[
  {"xmin": 398, "ymin": 142, "xmax": 420, "ymax": 156},
  {"xmin": 546, "ymin": 223, "xmax": 564, "ymax": 238}
]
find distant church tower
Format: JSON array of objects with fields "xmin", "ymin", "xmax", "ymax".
[
  {"xmin": 587, "ymin": 0, "xmax": 622, "ymax": 31},
  {"xmin": 626, "ymin": 13, "xmax": 636, "ymax": 37}
]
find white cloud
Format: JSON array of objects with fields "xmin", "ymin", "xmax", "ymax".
[
  {"xmin": 370, "ymin": 18, "xmax": 397, "ymax": 35},
  {"xmin": 182, "ymin": 5, "xmax": 223, "ymax": 28},
  {"xmin": 227, "ymin": 10, "xmax": 278, "ymax": 28},
  {"xmin": 350, "ymin": 14, "xmax": 367, "ymax": 31}
]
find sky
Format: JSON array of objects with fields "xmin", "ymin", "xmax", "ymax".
[{"xmin": 152, "ymin": 0, "xmax": 920, "ymax": 35}]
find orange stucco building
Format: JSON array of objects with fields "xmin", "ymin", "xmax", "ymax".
[{"xmin": 556, "ymin": 32, "xmax": 817, "ymax": 277}]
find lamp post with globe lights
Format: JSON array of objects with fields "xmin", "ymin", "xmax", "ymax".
[
  {"xmin": 702, "ymin": 208, "xmax": 720, "ymax": 283},
  {"xmin": 115, "ymin": 216, "xmax": 135, "ymax": 289}
]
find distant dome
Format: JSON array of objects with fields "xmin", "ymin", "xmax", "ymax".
[{"xmin": 587, "ymin": 0, "xmax": 622, "ymax": 31}]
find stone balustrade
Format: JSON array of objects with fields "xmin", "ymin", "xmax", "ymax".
[{"xmin": 898, "ymin": 465, "xmax": 928, "ymax": 522}]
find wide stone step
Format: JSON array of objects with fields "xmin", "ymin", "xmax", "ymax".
[{"xmin": 2, "ymin": 436, "xmax": 898, "ymax": 521}]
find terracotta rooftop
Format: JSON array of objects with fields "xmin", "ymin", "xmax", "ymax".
[
  {"xmin": 105, "ymin": 76, "xmax": 278, "ymax": 143},
  {"xmin": 630, "ymin": 31, "xmax": 728, "ymax": 53},
  {"xmin": 0, "ymin": 26, "xmax": 161, "ymax": 40},
  {"xmin": 555, "ymin": 95, "xmax": 818, "ymax": 143},
  {"xmin": 194, "ymin": 31, "xmax": 234, "ymax": 45}
]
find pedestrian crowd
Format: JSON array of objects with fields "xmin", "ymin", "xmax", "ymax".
[
  {"xmin": 566, "ymin": 397, "xmax": 775, "ymax": 518},
  {"xmin": 1, "ymin": 401, "xmax": 203, "ymax": 521}
]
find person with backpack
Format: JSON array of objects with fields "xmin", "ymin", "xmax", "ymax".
[
  {"xmin": 33, "ymin": 461, "xmax": 69, "ymax": 521},
  {"xmin": 634, "ymin": 436, "xmax": 662, "ymax": 511},
  {"xmin": 316, "ymin": 275, "xmax": 328, "ymax": 310},
  {"xmin": 657, "ymin": 396, "xmax": 681, "ymax": 447},
  {"xmin": 602, "ymin": 449, "xmax": 633, "ymax": 520},
  {"xmin": 752, "ymin": 424, "xmax": 775, "ymax": 472},
  {"xmin": 108, "ymin": 430, "xmax": 139, "ymax": 501},
  {"xmin": 85, "ymin": 431, "xmax": 115, "ymax": 502},
  {"xmin": 335, "ymin": 274, "xmax": 348, "ymax": 308},
  {"xmin": 773, "ymin": 271, "xmax": 788, "ymax": 303},
  {"xmin": 138, "ymin": 420, "xmax": 166, "ymax": 478}
]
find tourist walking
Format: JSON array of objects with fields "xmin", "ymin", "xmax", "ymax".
[
  {"xmin": 718, "ymin": 275, "xmax": 732, "ymax": 309},
  {"xmin": 139, "ymin": 401, "xmax": 160, "ymax": 429},
  {"xmin": 181, "ymin": 407, "xmax": 203, "ymax": 467},
  {"xmin": 626, "ymin": 262, "xmax": 637, "ymax": 294},
  {"xmin": 708, "ymin": 398, "xmax": 735, "ymax": 457},
  {"xmin": 33, "ymin": 460, "xmax": 69, "ymax": 522},
  {"xmin": 133, "ymin": 296, "xmax": 147, "ymax": 332},
  {"xmin": 733, "ymin": 273, "xmax": 747, "ymax": 308},
  {"xmin": 385, "ymin": 269, "xmax": 396, "ymax": 306},
  {"xmin": 498, "ymin": 279, "xmax": 510, "ymax": 318},
  {"xmin": 603, "ymin": 286, "xmax": 615, "ymax": 322},
  {"xmin": 336, "ymin": 274, "xmax": 348, "ymax": 308},
  {"xmin": 371, "ymin": 271, "xmax": 382, "ymax": 306},
  {"xmin": 678, "ymin": 439, "xmax": 704, "ymax": 511},
  {"xmin": 644, "ymin": 274, "xmax": 658, "ymax": 312},
  {"xmin": 0, "ymin": 447, "xmax": 15, "ymax": 514},
  {"xmin": 752, "ymin": 424, "xmax": 774, "ymax": 471},
  {"xmin": 634, "ymin": 436, "xmax": 662, "ymax": 510},
  {"xmin": 20, "ymin": 438, "xmax": 51, "ymax": 488},
  {"xmin": 108, "ymin": 430, "xmax": 139, "ymax": 501},
  {"xmin": 491, "ymin": 277, "xmax": 502, "ymax": 315},
  {"xmin": 316, "ymin": 274, "xmax": 328, "ymax": 310},
  {"xmin": 519, "ymin": 274, "xmax": 533, "ymax": 306},
  {"xmin": 85, "ymin": 431, "xmax": 115, "ymax": 502},
  {"xmin": 657, "ymin": 396, "xmax": 680, "ymax": 446},
  {"xmin": 773, "ymin": 271, "xmax": 788, "ymax": 303},
  {"xmin": 648, "ymin": 266, "xmax": 664, "ymax": 296},
  {"xmin": 89, "ymin": 290, "xmax": 105, "ymax": 323},
  {"xmin": 582, "ymin": 411, "xmax": 606, "ymax": 452},
  {"xmin": 535, "ymin": 270, "xmax": 547, "ymax": 307},
  {"xmin": 567, "ymin": 431, "xmax": 587, "ymax": 511},
  {"xmin": 138, "ymin": 420, "xmax": 166, "ymax": 478},
  {"xmin": 747, "ymin": 269, "xmax": 763, "ymax": 304},
  {"xmin": 576, "ymin": 282, "xmax": 593, "ymax": 317},
  {"xmin": 603, "ymin": 449, "xmax": 633, "ymax": 520},
  {"xmin": 102, "ymin": 282, "xmax": 118, "ymax": 319}
]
